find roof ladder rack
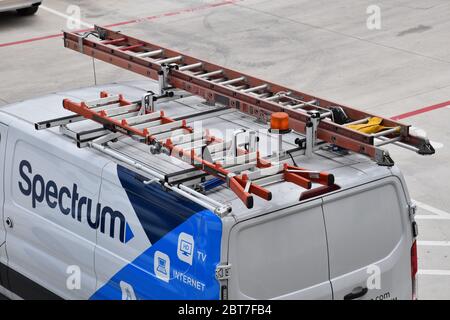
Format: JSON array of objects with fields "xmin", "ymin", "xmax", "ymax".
[
  {"xmin": 36, "ymin": 92, "xmax": 337, "ymax": 209},
  {"xmin": 61, "ymin": 25, "xmax": 435, "ymax": 166}
]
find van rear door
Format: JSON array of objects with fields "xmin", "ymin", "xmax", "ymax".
[
  {"xmin": 323, "ymin": 178, "xmax": 413, "ymax": 300},
  {"xmin": 227, "ymin": 199, "xmax": 332, "ymax": 299},
  {"xmin": 0, "ymin": 123, "xmax": 8, "ymax": 287}
]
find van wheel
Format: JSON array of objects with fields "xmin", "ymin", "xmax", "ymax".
[{"xmin": 17, "ymin": 6, "xmax": 39, "ymax": 16}]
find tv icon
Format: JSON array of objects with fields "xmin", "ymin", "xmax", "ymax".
[{"xmin": 177, "ymin": 232, "xmax": 194, "ymax": 265}]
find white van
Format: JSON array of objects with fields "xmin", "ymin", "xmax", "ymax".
[
  {"xmin": 0, "ymin": 80, "xmax": 418, "ymax": 300},
  {"xmin": 0, "ymin": 1, "xmax": 42, "ymax": 15}
]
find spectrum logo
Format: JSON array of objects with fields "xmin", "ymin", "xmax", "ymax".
[{"xmin": 18, "ymin": 160, "xmax": 134, "ymax": 243}]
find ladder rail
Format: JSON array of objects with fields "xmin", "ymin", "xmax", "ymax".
[{"xmin": 64, "ymin": 26, "xmax": 408, "ymax": 133}]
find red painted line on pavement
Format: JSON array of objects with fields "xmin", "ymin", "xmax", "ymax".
[
  {"xmin": 0, "ymin": 33, "xmax": 63, "ymax": 47},
  {"xmin": 0, "ymin": 0, "xmax": 240, "ymax": 48},
  {"xmin": 391, "ymin": 100, "xmax": 450, "ymax": 120}
]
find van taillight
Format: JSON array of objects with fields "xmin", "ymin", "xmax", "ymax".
[{"xmin": 411, "ymin": 240, "xmax": 418, "ymax": 299}]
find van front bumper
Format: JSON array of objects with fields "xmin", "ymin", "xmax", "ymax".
[{"xmin": 0, "ymin": 0, "xmax": 41, "ymax": 12}]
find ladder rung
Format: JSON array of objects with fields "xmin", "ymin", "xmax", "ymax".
[
  {"xmin": 102, "ymin": 37, "xmax": 127, "ymax": 45},
  {"xmin": 375, "ymin": 136, "xmax": 402, "ymax": 147},
  {"xmin": 122, "ymin": 111, "xmax": 162, "ymax": 126},
  {"xmin": 253, "ymin": 173, "xmax": 284, "ymax": 186},
  {"xmin": 198, "ymin": 70, "xmax": 223, "ymax": 79},
  {"xmin": 221, "ymin": 152, "xmax": 258, "ymax": 166},
  {"xmin": 100, "ymin": 103, "xmax": 139, "ymax": 117},
  {"xmin": 176, "ymin": 139, "xmax": 207, "ymax": 151},
  {"xmin": 135, "ymin": 49, "xmax": 163, "ymax": 58},
  {"xmin": 171, "ymin": 132, "xmax": 205, "ymax": 145},
  {"xmin": 157, "ymin": 56, "xmax": 183, "ymax": 64},
  {"xmin": 371, "ymin": 127, "xmax": 401, "ymax": 138},
  {"xmin": 153, "ymin": 128, "xmax": 189, "ymax": 141},
  {"xmin": 120, "ymin": 44, "xmax": 143, "ymax": 51},
  {"xmin": 265, "ymin": 93, "xmax": 288, "ymax": 102},
  {"xmin": 242, "ymin": 84, "xmax": 268, "ymax": 93},
  {"xmin": 144, "ymin": 120, "xmax": 185, "ymax": 135},
  {"xmin": 86, "ymin": 95, "xmax": 121, "ymax": 107},
  {"xmin": 290, "ymin": 100, "xmax": 317, "ymax": 109},
  {"xmin": 219, "ymin": 77, "xmax": 246, "ymax": 86},
  {"xmin": 211, "ymin": 78, "xmax": 226, "ymax": 83},
  {"xmin": 242, "ymin": 163, "xmax": 284, "ymax": 180},
  {"xmin": 91, "ymin": 102, "xmax": 122, "ymax": 110},
  {"xmin": 134, "ymin": 119, "xmax": 163, "ymax": 130},
  {"xmin": 223, "ymin": 162, "xmax": 257, "ymax": 172},
  {"xmin": 179, "ymin": 62, "xmax": 203, "ymax": 71},
  {"xmin": 206, "ymin": 141, "xmax": 231, "ymax": 153},
  {"xmin": 111, "ymin": 111, "xmax": 140, "ymax": 120},
  {"xmin": 345, "ymin": 117, "xmax": 370, "ymax": 126},
  {"xmin": 253, "ymin": 92, "xmax": 270, "ymax": 98}
]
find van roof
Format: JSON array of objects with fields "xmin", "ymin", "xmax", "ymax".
[{"xmin": 0, "ymin": 80, "xmax": 396, "ymax": 220}]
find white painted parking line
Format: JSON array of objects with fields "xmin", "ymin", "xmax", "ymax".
[
  {"xmin": 430, "ymin": 141, "xmax": 444, "ymax": 149},
  {"xmin": 415, "ymin": 215, "xmax": 450, "ymax": 220},
  {"xmin": 418, "ymin": 241, "xmax": 450, "ymax": 246},
  {"xmin": 414, "ymin": 200, "xmax": 450, "ymax": 220},
  {"xmin": 40, "ymin": 5, "xmax": 94, "ymax": 29},
  {"xmin": 418, "ymin": 269, "xmax": 450, "ymax": 276}
]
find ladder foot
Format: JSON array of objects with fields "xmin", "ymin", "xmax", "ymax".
[
  {"xmin": 376, "ymin": 151, "xmax": 395, "ymax": 167},
  {"xmin": 299, "ymin": 184, "xmax": 340, "ymax": 201},
  {"xmin": 327, "ymin": 174, "xmax": 335, "ymax": 186},
  {"xmin": 417, "ymin": 141, "xmax": 435, "ymax": 155},
  {"xmin": 245, "ymin": 196, "xmax": 254, "ymax": 209}
]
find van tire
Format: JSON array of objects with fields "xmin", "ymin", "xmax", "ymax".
[{"xmin": 17, "ymin": 6, "xmax": 39, "ymax": 16}]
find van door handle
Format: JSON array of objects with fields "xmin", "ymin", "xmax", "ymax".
[{"xmin": 344, "ymin": 287, "xmax": 368, "ymax": 300}]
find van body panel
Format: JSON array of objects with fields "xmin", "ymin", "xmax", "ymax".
[
  {"xmin": 227, "ymin": 199, "xmax": 332, "ymax": 299},
  {"xmin": 91, "ymin": 163, "xmax": 223, "ymax": 300},
  {"xmin": 3, "ymin": 123, "xmax": 108, "ymax": 299},
  {"xmin": 322, "ymin": 178, "xmax": 412, "ymax": 300}
]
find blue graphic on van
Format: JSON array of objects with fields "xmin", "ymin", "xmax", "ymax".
[
  {"xmin": 17, "ymin": 160, "xmax": 134, "ymax": 243},
  {"xmin": 90, "ymin": 165, "xmax": 223, "ymax": 299},
  {"xmin": 115, "ymin": 165, "xmax": 208, "ymax": 245},
  {"xmin": 90, "ymin": 209, "xmax": 223, "ymax": 300}
]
